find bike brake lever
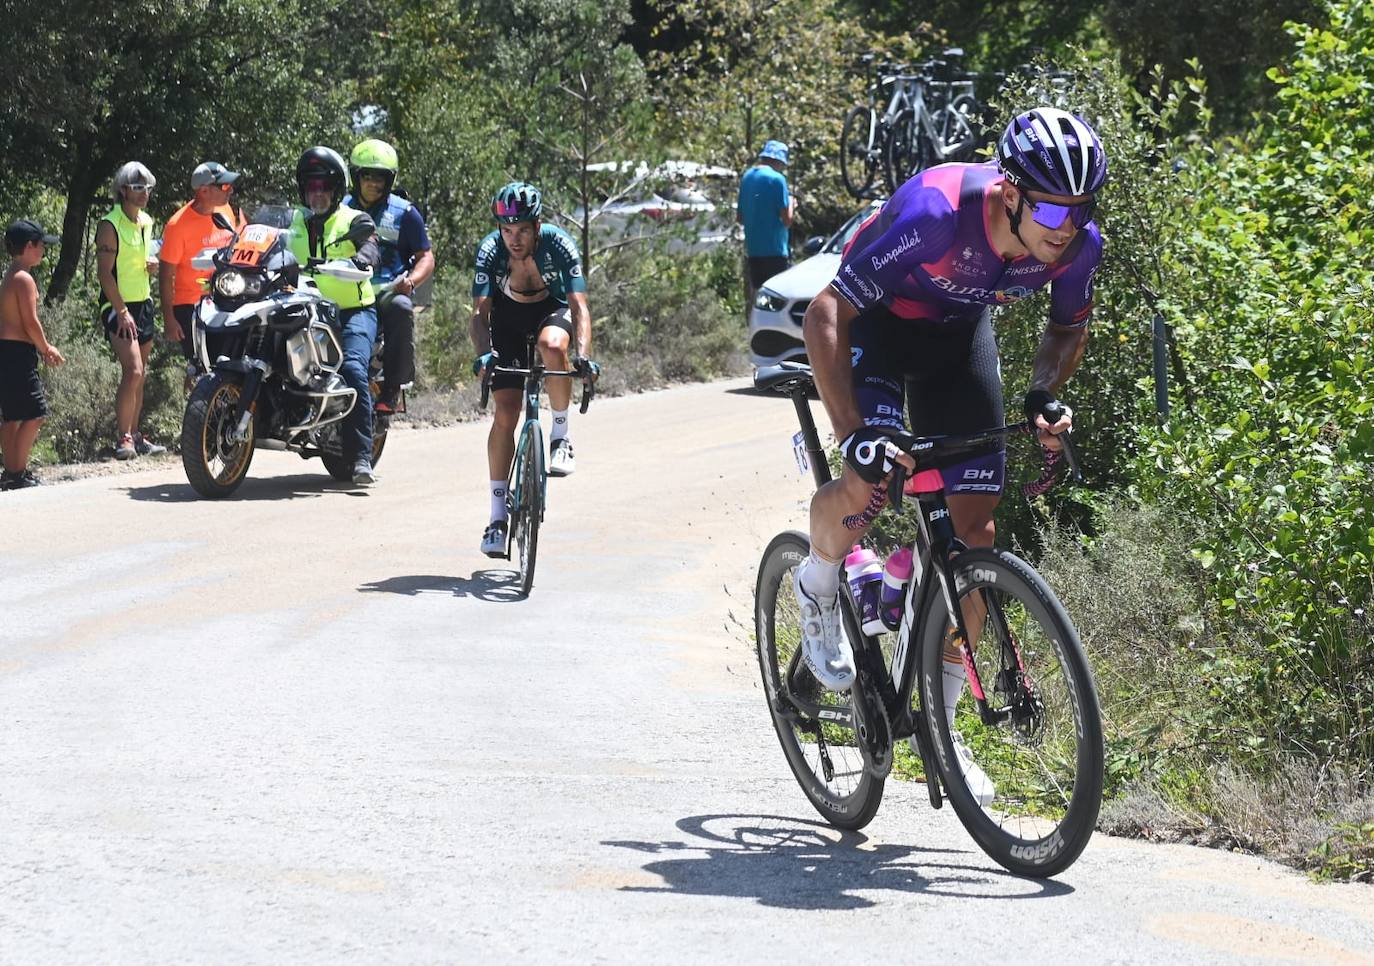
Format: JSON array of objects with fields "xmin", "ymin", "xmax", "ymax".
[{"xmin": 888, "ymin": 465, "xmax": 907, "ymax": 512}]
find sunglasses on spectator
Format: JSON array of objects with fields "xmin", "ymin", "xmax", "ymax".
[
  {"xmin": 1024, "ymin": 194, "xmax": 1096, "ymax": 230},
  {"xmin": 127, "ymin": 183, "xmax": 153, "ymax": 193}
]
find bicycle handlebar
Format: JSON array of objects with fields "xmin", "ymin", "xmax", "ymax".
[
  {"xmin": 478, "ymin": 362, "xmax": 596, "ymax": 414},
  {"xmin": 842, "ymin": 421, "xmax": 1082, "ymax": 531}
]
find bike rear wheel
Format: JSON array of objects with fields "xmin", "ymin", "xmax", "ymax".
[
  {"xmin": 840, "ymin": 106, "xmax": 881, "ymax": 198},
  {"xmin": 755, "ymin": 531, "xmax": 884, "ymax": 829},
  {"xmin": 509, "ymin": 422, "xmax": 544, "ymax": 597},
  {"xmin": 938, "ymin": 94, "xmax": 981, "ymax": 162},
  {"xmin": 918, "ymin": 547, "xmax": 1103, "ymax": 877},
  {"xmin": 883, "ymin": 109, "xmax": 928, "ymax": 193}
]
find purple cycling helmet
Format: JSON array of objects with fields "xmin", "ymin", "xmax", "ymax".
[{"xmin": 996, "ymin": 107, "xmax": 1106, "ymax": 197}]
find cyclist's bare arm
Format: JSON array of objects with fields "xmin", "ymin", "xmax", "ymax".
[
  {"xmin": 1028, "ymin": 320, "xmax": 1089, "ymax": 444},
  {"xmin": 568, "ymin": 290, "xmax": 591, "ymax": 360},
  {"xmin": 801, "ymin": 286, "xmax": 864, "ymax": 441},
  {"xmin": 469, "ymin": 295, "xmax": 493, "ymax": 356}
]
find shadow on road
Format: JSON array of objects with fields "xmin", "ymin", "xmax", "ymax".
[
  {"xmin": 358, "ymin": 570, "xmax": 525, "ymax": 603},
  {"xmin": 124, "ymin": 473, "xmax": 371, "ymax": 503},
  {"xmin": 603, "ymin": 813, "xmax": 1073, "ymax": 908}
]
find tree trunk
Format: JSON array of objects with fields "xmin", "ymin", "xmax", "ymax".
[{"xmin": 46, "ymin": 139, "xmax": 103, "ymax": 303}]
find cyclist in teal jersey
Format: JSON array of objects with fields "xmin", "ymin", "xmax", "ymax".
[{"xmin": 470, "ymin": 182, "xmax": 598, "ymax": 557}]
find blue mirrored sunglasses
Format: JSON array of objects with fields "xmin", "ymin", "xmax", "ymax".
[{"xmin": 1026, "ymin": 195, "xmax": 1096, "ymax": 230}]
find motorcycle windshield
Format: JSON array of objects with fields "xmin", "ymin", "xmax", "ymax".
[{"xmin": 249, "ymin": 204, "xmax": 295, "ymax": 229}]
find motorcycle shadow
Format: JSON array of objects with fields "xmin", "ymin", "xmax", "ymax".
[
  {"xmin": 123, "ymin": 473, "xmax": 372, "ymax": 503},
  {"xmin": 358, "ymin": 570, "xmax": 525, "ymax": 603}
]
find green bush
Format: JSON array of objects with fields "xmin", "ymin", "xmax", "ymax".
[{"xmin": 1130, "ymin": 0, "xmax": 1374, "ymax": 764}]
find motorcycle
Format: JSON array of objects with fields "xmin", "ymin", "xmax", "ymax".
[{"xmin": 179, "ymin": 205, "xmax": 396, "ymax": 498}]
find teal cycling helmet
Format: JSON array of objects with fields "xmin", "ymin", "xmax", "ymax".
[{"xmin": 492, "ymin": 182, "xmax": 542, "ymax": 223}]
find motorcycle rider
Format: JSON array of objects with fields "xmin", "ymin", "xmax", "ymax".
[
  {"xmin": 343, "ymin": 138, "xmax": 434, "ymax": 414},
  {"xmin": 287, "ymin": 146, "xmax": 382, "ymax": 486}
]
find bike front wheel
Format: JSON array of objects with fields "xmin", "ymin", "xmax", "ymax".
[
  {"xmin": 918, "ymin": 547, "xmax": 1103, "ymax": 877},
  {"xmin": 839, "ymin": 106, "xmax": 881, "ymax": 198},
  {"xmin": 883, "ymin": 109, "xmax": 927, "ymax": 193},
  {"xmin": 509, "ymin": 424, "xmax": 544, "ymax": 597},
  {"xmin": 755, "ymin": 531, "xmax": 884, "ymax": 829}
]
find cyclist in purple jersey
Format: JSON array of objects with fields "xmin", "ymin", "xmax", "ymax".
[{"xmin": 792, "ymin": 107, "xmax": 1107, "ymax": 702}]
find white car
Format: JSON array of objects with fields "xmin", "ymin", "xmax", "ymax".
[
  {"xmin": 748, "ymin": 200, "xmax": 883, "ymax": 367},
  {"xmin": 569, "ymin": 160, "xmax": 741, "ymax": 254}
]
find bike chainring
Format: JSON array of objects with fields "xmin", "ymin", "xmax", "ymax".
[{"xmin": 852, "ymin": 673, "xmax": 894, "ymax": 779}]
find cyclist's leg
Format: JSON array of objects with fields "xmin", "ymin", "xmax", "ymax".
[
  {"xmin": 483, "ymin": 295, "xmax": 536, "ymax": 549},
  {"xmin": 807, "ymin": 306, "xmax": 909, "ymax": 565},
  {"xmin": 907, "ymin": 308, "xmax": 1004, "ymax": 728},
  {"xmin": 534, "ymin": 305, "xmax": 574, "ymax": 415},
  {"xmin": 801, "ymin": 307, "xmax": 910, "ymax": 690}
]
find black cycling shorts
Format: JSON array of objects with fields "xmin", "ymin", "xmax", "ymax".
[
  {"xmin": 849, "ymin": 304, "xmax": 1006, "ymax": 495},
  {"xmin": 489, "ymin": 292, "xmax": 574, "ymax": 392},
  {"xmin": 0, "ymin": 339, "xmax": 49, "ymax": 423},
  {"xmin": 101, "ymin": 299, "xmax": 156, "ymax": 345}
]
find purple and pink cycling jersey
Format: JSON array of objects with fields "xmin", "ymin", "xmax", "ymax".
[{"xmin": 831, "ymin": 160, "xmax": 1102, "ymax": 327}]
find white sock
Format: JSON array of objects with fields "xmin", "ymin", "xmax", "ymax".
[
  {"xmin": 550, "ymin": 408, "xmax": 570, "ymax": 442},
  {"xmin": 800, "ymin": 547, "xmax": 841, "ymax": 598},
  {"xmin": 943, "ymin": 659, "xmax": 966, "ymax": 730},
  {"xmin": 490, "ymin": 481, "xmax": 508, "ymax": 522}
]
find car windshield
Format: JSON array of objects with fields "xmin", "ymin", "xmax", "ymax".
[{"xmin": 824, "ymin": 205, "xmax": 880, "ymax": 254}]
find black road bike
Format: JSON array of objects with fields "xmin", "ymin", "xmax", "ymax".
[
  {"xmin": 479, "ymin": 334, "xmax": 595, "ymax": 597},
  {"xmin": 753, "ymin": 362, "xmax": 1104, "ymax": 877}
]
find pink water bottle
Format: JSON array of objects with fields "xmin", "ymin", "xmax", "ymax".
[
  {"xmin": 844, "ymin": 545, "xmax": 885, "ymax": 636},
  {"xmin": 880, "ymin": 548, "xmax": 914, "ymax": 629}
]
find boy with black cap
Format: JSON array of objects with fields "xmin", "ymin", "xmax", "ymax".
[{"xmin": 0, "ymin": 220, "xmax": 65, "ymax": 489}]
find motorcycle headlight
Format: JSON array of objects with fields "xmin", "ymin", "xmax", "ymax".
[
  {"xmin": 754, "ymin": 289, "xmax": 788, "ymax": 312},
  {"xmin": 215, "ymin": 270, "xmax": 247, "ymax": 298},
  {"xmin": 214, "ymin": 270, "xmax": 264, "ymax": 299}
]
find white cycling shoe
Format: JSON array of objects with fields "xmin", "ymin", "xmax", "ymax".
[
  {"xmin": 549, "ymin": 438, "xmax": 575, "ymax": 477},
  {"xmin": 481, "ymin": 518, "xmax": 509, "ymax": 558},
  {"xmin": 792, "ymin": 557, "xmax": 855, "ymax": 692},
  {"xmin": 951, "ymin": 731, "xmax": 997, "ymax": 807}
]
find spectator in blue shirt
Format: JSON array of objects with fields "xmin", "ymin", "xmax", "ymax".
[{"xmin": 737, "ymin": 140, "xmax": 796, "ymax": 310}]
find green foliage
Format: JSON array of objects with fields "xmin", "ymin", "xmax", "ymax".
[
  {"xmin": 645, "ymin": 0, "xmax": 926, "ymax": 236},
  {"xmin": 1309, "ymin": 820, "xmax": 1374, "ymax": 883},
  {"xmin": 1133, "ymin": 0, "xmax": 1374, "ymax": 764}
]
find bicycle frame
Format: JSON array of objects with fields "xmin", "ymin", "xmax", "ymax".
[
  {"xmin": 478, "ymin": 333, "xmax": 596, "ymax": 541},
  {"xmin": 767, "ymin": 362, "xmax": 1075, "ymax": 767}
]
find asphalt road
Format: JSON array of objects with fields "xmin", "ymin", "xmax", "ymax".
[{"xmin": 2, "ymin": 378, "xmax": 1371, "ymax": 964}]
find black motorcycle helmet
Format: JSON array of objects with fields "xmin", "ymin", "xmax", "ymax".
[{"xmin": 295, "ymin": 146, "xmax": 349, "ymax": 215}]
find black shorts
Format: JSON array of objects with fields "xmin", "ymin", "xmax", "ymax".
[
  {"xmin": 101, "ymin": 299, "xmax": 156, "ymax": 345},
  {"xmin": 849, "ymin": 305, "xmax": 1006, "ymax": 494},
  {"xmin": 174, "ymin": 303, "xmax": 196, "ymax": 360},
  {"xmin": 0, "ymin": 339, "xmax": 49, "ymax": 423},
  {"xmin": 489, "ymin": 292, "xmax": 574, "ymax": 392},
  {"xmin": 748, "ymin": 256, "xmax": 790, "ymax": 289}
]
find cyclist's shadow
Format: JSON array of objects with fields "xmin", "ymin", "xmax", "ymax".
[
  {"xmin": 358, "ymin": 570, "xmax": 524, "ymax": 603},
  {"xmin": 604, "ymin": 813, "xmax": 1073, "ymax": 909}
]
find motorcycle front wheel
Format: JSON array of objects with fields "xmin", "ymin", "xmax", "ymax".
[{"xmin": 181, "ymin": 373, "xmax": 256, "ymax": 499}]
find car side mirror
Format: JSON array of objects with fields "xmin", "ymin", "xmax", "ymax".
[{"xmin": 802, "ymin": 236, "xmax": 825, "ymax": 256}]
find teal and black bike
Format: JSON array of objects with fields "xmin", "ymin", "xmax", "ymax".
[{"xmin": 480, "ymin": 334, "xmax": 595, "ymax": 596}]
